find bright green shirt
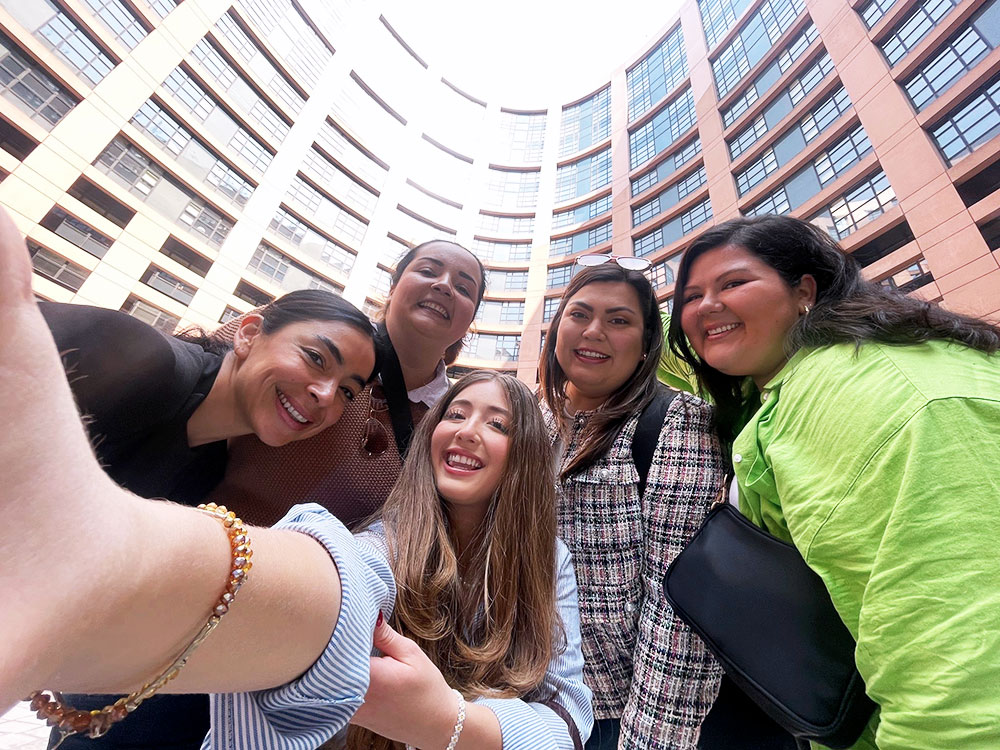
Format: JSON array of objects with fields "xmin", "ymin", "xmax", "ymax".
[
  {"xmin": 657, "ymin": 312, "xmax": 699, "ymax": 394},
  {"xmin": 734, "ymin": 341, "xmax": 1000, "ymax": 750}
]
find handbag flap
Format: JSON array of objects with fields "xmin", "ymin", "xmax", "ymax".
[{"xmin": 664, "ymin": 503, "xmax": 877, "ymax": 748}]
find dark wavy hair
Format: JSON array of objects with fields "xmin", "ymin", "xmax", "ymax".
[
  {"xmin": 540, "ymin": 263, "xmax": 664, "ymax": 479},
  {"xmin": 179, "ymin": 289, "xmax": 379, "ymax": 380},
  {"xmin": 386, "ymin": 240, "xmax": 487, "ymax": 365},
  {"xmin": 668, "ymin": 215, "xmax": 1000, "ymax": 443}
]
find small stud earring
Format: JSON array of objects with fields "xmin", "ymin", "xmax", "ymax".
[{"xmin": 802, "ymin": 305, "xmax": 812, "ymax": 315}]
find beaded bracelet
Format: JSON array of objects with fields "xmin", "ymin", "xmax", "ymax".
[
  {"xmin": 405, "ymin": 688, "xmax": 465, "ymax": 750},
  {"xmin": 25, "ymin": 503, "xmax": 252, "ymax": 747}
]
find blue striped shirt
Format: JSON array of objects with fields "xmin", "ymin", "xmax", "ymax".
[{"xmin": 205, "ymin": 505, "xmax": 592, "ymax": 749}]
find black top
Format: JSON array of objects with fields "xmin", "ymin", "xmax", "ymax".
[{"xmin": 41, "ymin": 302, "xmax": 227, "ymax": 750}]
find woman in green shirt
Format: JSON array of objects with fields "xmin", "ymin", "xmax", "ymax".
[{"xmin": 667, "ymin": 215, "xmax": 1000, "ymax": 750}]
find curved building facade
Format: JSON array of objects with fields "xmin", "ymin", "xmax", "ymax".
[{"xmin": 2, "ymin": 0, "xmax": 998, "ymax": 384}]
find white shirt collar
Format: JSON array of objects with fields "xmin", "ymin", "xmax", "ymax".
[{"xmin": 405, "ymin": 359, "xmax": 449, "ymax": 406}]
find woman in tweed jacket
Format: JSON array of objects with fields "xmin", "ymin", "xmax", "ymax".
[{"xmin": 539, "ymin": 263, "xmax": 727, "ymax": 750}]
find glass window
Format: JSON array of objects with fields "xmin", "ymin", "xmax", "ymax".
[
  {"xmin": 736, "ymin": 148, "xmax": 778, "ymax": 195},
  {"xmin": 494, "ymin": 111, "xmax": 546, "ymax": 163},
  {"xmin": 542, "ymin": 296, "xmax": 560, "ymax": 323},
  {"xmin": 627, "ymin": 26, "xmax": 688, "ymax": 121},
  {"xmin": 552, "ymin": 193, "xmax": 613, "ymax": 229},
  {"xmin": 484, "ymin": 168, "xmax": 540, "ymax": 211},
  {"xmin": 878, "ymin": 259, "xmax": 934, "ymax": 292},
  {"xmin": 631, "ymin": 137, "xmax": 701, "ymax": 195},
  {"xmin": 699, "ymin": 0, "xmax": 755, "ymax": 49},
  {"xmin": 629, "ymin": 88, "xmax": 696, "ymax": 169},
  {"xmin": 560, "ymin": 87, "xmax": 611, "ymax": 157},
  {"xmin": 141, "ymin": 265, "xmax": 196, "ymax": 305},
  {"xmin": 477, "ymin": 213, "xmax": 535, "ymax": 237},
  {"xmin": 811, "ymin": 171, "xmax": 897, "ymax": 239},
  {"xmin": 860, "ymin": 0, "xmax": 899, "ymax": 28},
  {"xmin": 0, "ymin": 32, "xmax": 79, "ymax": 128},
  {"xmin": 930, "ymin": 73, "xmax": 1000, "ymax": 163},
  {"xmin": 32, "ymin": 0, "xmax": 115, "ymax": 86},
  {"xmin": 470, "ymin": 238, "xmax": 532, "ymax": 263},
  {"xmin": 746, "ymin": 185, "xmax": 791, "ymax": 216},
  {"xmin": 555, "ymin": 148, "xmax": 612, "ymax": 203},
  {"xmin": 269, "ymin": 208, "xmax": 356, "ymax": 275},
  {"xmin": 465, "ymin": 333, "xmax": 520, "ymax": 362},
  {"xmin": 632, "ymin": 165, "xmax": 707, "ymax": 225},
  {"xmin": 28, "ymin": 240, "xmax": 89, "ymax": 291},
  {"xmin": 882, "ymin": 0, "xmax": 961, "ymax": 66},
  {"xmin": 82, "ymin": 0, "xmax": 148, "ymax": 50},
  {"xmin": 814, "ymin": 126, "xmax": 873, "ymax": 185},
  {"xmin": 238, "ymin": 0, "xmax": 332, "ymax": 89},
  {"xmin": 712, "ymin": 0, "xmax": 805, "ymax": 98},
  {"xmin": 39, "ymin": 207, "xmax": 113, "ymax": 258},
  {"xmin": 904, "ymin": 13, "xmax": 997, "ymax": 111},
  {"xmin": 546, "ymin": 264, "xmax": 575, "ymax": 289},
  {"xmin": 121, "ymin": 295, "xmax": 179, "ymax": 333}
]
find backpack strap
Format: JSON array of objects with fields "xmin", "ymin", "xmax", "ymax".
[{"xmin": 631, "ymin": 386, "xmax": 678, "ymax": 498}]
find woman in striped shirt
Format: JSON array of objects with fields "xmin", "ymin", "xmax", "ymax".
[{"xmin": 0, "ymin": 205, "xmax": 589, "ymax": 749}]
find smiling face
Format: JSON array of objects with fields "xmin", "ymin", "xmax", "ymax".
[
  {"xmin": 232, "ymin": 317, "xmax": 376, "ymax": 447},
  {"xmin": 680, "ymin": 243, "xmax": 816, "ymax": 388},
  {"xmin": 554, "ymin": 281, "xmax": 646, "ymax": 411},
  {"xmin": 430, "ymin": 379, "xmax": 511, "ymax": 525},
  {"xmin": 385, "ymin": 242, "xmax": 482, "ymax": 356}
]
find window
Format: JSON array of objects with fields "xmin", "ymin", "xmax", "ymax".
[
  {"xmin": 465, "ymin": 333, "xmax": 520, "ymax": 362},
  {"xmin": 814, "ymin": 126, "xmax": 873, "ymax": 185},
  {"xmin": 141, "ymin": 265, "xmax": 196, "ymax": 305},
  {"xmin": 632, "ymin": 166, "xmax": 707, "ymax": 226},
  {"xmin": 728, "ymin": 116, "xmax": 768, "ymax": 159},
  {"xmin": 547, "ymin": 264, "xmax": 575, "ymax": 288},
  {"xmin": 859, "ymin": 0, "xmax": 899, "ymax": 28},
  {"xmin": 268, "ymin": 208, "xmax": 357, "ymax": 275},
  {"xmin": 560, "ymin": 87, "xmax": 611, "ymax": 157},
  {"xmin": 82, "ymin": 0, "xmax": 148, "ymax": 50},
  {"xmin": 246, "ymin": 243, "xmax": 339, "ymax": 294},
  {"xmin": 736, "ymin": 149, "xmax": 779, "ymax": 195},
  {"xmin": 371, "ymin": 266, "xmax": 392, "ymax": 298},
  {"xmin": 28, "ymin": 241, "xmax": 89, "ymax": 291},
  {"xmin": 649, "ymin": 254, "xmax": 683, "ymax": 289},
  {"xmin": 39, "ymin": 207, "xmax": 113, "ymax": 258},
  {"xmin": 555, "ymin": 148, "xmax": 612, "ymax": 203},
  {"xmin": 495, "ymin": 111, "xmax": 546, "ymax": 163},
  {"xmin": 303, "ymin": 149, "xmax": 378, "ymax": 217},
  {"xmin": 930, "ymin": 74, "xmax": 1000, "ymax": 164},
  {"xmin": 178, "ymin": 199, "xmax": 232, "ymax": 248},
  {"xmin": 904, "ymin": 8, "xmax": 999, "ymax": 112},
  {"xmin": 477, "ymin": 213, "xmax": 535, "ymax": 237},
  {"xmin": 550, "ymin": 221, "xmax": 612, "ymax": 257},
  {"xmin": 881, "ymin": 0, "xmax": 961, "ymax": 66},
  {"xmin": 552, "ymin": 194, "xmax": 613, "ymax": 230},
  {"xmin": 160, "ymin": 237, "xmax": 212, "ymax": 276},
  {"xmin": 629, "ymin": 89, "xmax": 696, "ymax": 169},
  {"xmin": 317, "ymin": 120, "xmax": 388, "ymax": 190},
  {"xmin": 801, "ymin": 87, "xmax": 852, "ymax": 142},
  {"xmin": 712, "ymin": 0, "xmax": 805, "ymax": 98},
  {"xmin": 699, "ymin": 0, "xmax": 755, "ymax": 49},
  {"xmin": 238, "ymin": 0, "xmax": 332, "ymax": 88},
  {"xmin": 219, "ymin": 306, "xmax": 242, "ymax": 324},
  {"xmin": 0, "ymin": 33, "xmax": 79, "ymax": 128},
  {"xmin": 810, "ymin": 171, "xmax": 897, "ymax": 240},
  {"xmin": 631, "ymin": 138, "xmax": 702, "ymax": 196},
  {"xmin": 746, "ymin": 185, "xmax": 791, "ymax": 216},
  {"xmin": 34, "ymin": 1, "xmax": 115, "ymax": 86},
  {"xmin": 284, "ymin": 178, "xmax": 368, "ymax": 246},
  {"xmin": 682, "ymin": 197, "xmax": 713, "ymax": 233},
  {"xmin": 487, "ymin": 269, "xmax": 528, "ymax": 292},
  {"xmin": 543, "ymin": 296, "xmax": 560, "ymax": 323},
  {"xmin": 878, "ymin": 259, "xmax": 934, "ymax": 292},
  {"xmin": 131, "ymin": 100, "xmax": 191, "ymax": 156},
  {"xmin": 484, "ymin": 168, "xmax": 540, "ymax": 211},
  {"xmin": 627, "ymin": 27, "xmax": 688, "ymax": 121},
  {"xmin": 720, "ymin": 23, "xmax": 819, "ymax": 128},
  {"xmin": 121, "ymin": 295, "xmax": 180, "ymax": 333},
  {"xmin": 234, "ymin": 280, "xmax": 273, "ymax": 306},
  {"xmin": 470, "ymin": 238, "xmax": 532, "ymax": 263},
  {"xmin": 476, "ymin": 300, "xmax": 525, "ymax": 325},
  {"xmin": 66, "ymin": 177, "xmax": 135, "ymax": 228}
]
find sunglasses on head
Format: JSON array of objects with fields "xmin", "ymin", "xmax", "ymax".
[{"xmin": 575, "ymin": 254, "xmax": 651, "ymax": 271}]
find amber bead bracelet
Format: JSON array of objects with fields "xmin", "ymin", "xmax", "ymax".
[{"xmin": 26, "ymin": 503, "xmax": 252, "ymax": 747}]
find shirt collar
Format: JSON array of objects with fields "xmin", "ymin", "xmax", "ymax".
[
  {"xmin": 406, "ymin": 359, "xmax": 449, "ymax": 406},
  {"xmin": 759, "ymin": 348, "xmax": 812, "ymax": 399}
]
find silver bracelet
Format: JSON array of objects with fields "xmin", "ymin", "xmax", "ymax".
[{"xmin": 405, "ymin": 689, "xmax": 465, "ymax": 750}]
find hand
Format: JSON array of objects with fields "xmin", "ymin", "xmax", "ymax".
[
  {"xmin": 349, "ymin": 616, "xmax": 459, "ymax": 749},
  {"xmin": 0, "ymin": 206, "xmax": 36, "ymax": 308}
]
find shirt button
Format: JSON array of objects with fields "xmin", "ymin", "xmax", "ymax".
[
  {"xmin": 733, "ymin": 453, "xmax": 742, "ymax": 463},
  {"xmin": 625, "ymin": 602, "xmax": 634, "ymax": 613},
  {"xmin": 761, "ymin": 391, "xmax": 770, "ymax": 402},
  {"xmin": 599, "ymin": 468, "xmax": 612, "ymax": 481}
]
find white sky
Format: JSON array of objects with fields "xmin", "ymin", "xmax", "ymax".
[{"xmin": 379, "ymin": 0, "xmax": 685, "ymax": 109}]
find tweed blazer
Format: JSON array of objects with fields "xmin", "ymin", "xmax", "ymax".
[{"xmin": 541, "ymin": 392, "xmax": 726, "ymax": 749}]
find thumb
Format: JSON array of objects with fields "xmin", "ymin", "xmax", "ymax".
[{"xmin": 371, "ymin": 612, "xmax": 418, "ymax": 660}]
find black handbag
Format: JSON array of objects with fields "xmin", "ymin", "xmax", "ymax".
[{"xmin": 663, "ymin": 502, "xmax": 877, "ymax": 749}]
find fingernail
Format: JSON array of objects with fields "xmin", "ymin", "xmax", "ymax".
[{"xmin": 376, "ymin": 611, "xmax": 383, "ymax": 628}]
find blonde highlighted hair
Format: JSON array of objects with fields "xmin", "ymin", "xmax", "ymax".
[{"xmin": 348, "ymin": 371, "xmax": 562, "ymax": 750}]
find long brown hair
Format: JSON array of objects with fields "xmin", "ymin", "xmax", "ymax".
[
  {"xmin": 348, "ymin": 371, "xmax": 561, "ymax": 750},
  {"xmin": 539, "ymin": 264, "xmax": 664, "ymax": 480}
]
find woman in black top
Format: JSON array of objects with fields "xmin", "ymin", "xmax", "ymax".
[{"xmin": 41, "ymin": 290, "xmax": 377, "ymax": 750}]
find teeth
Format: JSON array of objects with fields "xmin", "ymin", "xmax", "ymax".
[
  {"xmin": 278, "ymin": 390, "xmax": 309, "ymax": 424},
  {"xmin": 707, "ymin": 323, "xmax": 740, "ymax": 335},
  {"xmin": 419, "ymin": 301, "xmax": 450, "ymax": 319},
  {"xmin": 446, "ymin": 452, "xmax": 483, "ymax": 470},
  {"xmin": 576, "ymin": 349, "xmax": 610, "ymax": 359}
]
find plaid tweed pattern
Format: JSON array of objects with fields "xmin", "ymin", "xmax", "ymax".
[{"xmin": 543, "ymin": 393, "xmax": 726, "ymax": 749}]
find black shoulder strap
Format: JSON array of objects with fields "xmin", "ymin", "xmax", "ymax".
[
  {"xmin": 375, "ymin": 325, "xmax": 415, "ymax": 459},
  {"xmin": 632, "ymin": 386, "xmax": 678, "ymax": 498}
]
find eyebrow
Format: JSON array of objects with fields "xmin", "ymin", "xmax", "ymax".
[
  {"xmin": 567, "ymin": 301, "xmax": 638, "ymax": 315},
  {"xmin": 316, "ymin": 336, "xmax": 344, "ymax": 365},
  {"xmin": 450, "ymin": 398, "xmax": 511, "ymax": 417},
  {"xmin": 419, "ymin": 256, "xmax": 479, "ymax": 287}
]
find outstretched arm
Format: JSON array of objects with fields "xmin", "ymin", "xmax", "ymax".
[{"xmin": 0, "ymin": 208, "xmax": 377, "ymax": 717}]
